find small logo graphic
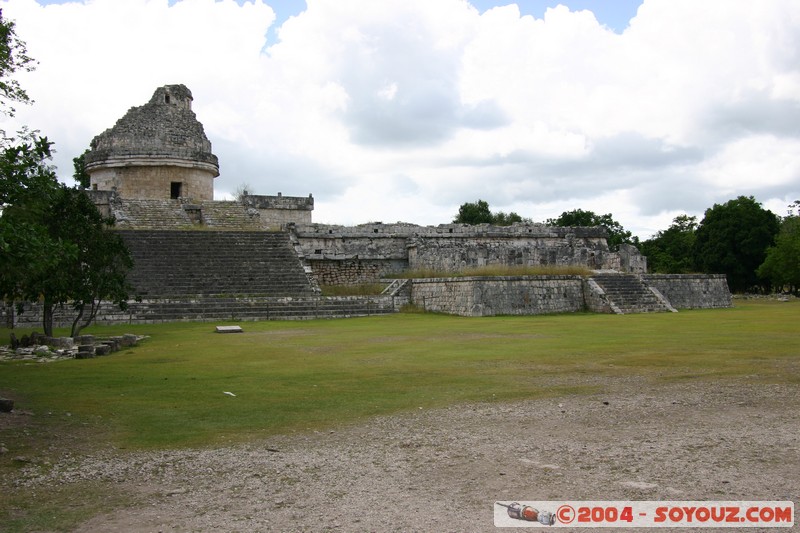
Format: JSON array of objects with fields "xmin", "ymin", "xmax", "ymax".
[
  {"xmin": 496, "ymin": 502, "xmax": 556, "ymax": 525},
  {"xmin": 557, "ymin": 504, "xmax": 576, "ymax": 524}
]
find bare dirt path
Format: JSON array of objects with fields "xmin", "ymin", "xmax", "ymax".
[{"xmin": 15, "ymin": 376, "xmax": 800, "ymax": 532}]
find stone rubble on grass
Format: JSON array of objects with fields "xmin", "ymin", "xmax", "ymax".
[{"xmin": 0, "ymin": 333, "xmax": 148, "ymax": 363}]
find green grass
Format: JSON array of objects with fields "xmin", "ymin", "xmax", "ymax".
[
  {"xmin": 1, "ymin": 300, "xmax": 797, "ymax": 451},
  {"xmin": 0, "ymin": 300, "xmax": 797, "ymax": 531}
]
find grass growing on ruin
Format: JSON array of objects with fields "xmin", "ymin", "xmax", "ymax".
[
  {"xmin": 395, "ymin": 264, "xmax": 592, "ymax": 278},
  {"xmin": 1, "ymin": 300, "xmax": 797, "ymax": 452}
]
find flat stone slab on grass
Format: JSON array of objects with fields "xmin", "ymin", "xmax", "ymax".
[{"xmin": 215, "ymin": 326, "xmax": 243, "ymax": 333}]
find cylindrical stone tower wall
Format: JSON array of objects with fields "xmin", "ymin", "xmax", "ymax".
[{"xmin": 85, "ymin": 84, "xmax": 219, "ymax": 201}]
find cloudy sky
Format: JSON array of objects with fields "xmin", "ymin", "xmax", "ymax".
[{"xmin": 2, "ymin": 0, "xmax": 799, "ymax": 238}]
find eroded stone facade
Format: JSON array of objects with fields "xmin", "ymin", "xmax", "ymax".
[{"xmin": 85, "ymin": 84, "xmax": 219, "ymax": 201}]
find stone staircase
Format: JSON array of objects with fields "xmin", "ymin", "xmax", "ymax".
[
  {"xmin": 112, "ymin": 230, "xmax": 400, "ymax": 322},
  {"xmin": 95, "ymin": 295, "xmax": 399, "ymax": 323},
  {"xmin": 118, "ymin": 230, "xmax": 315, "ymax": 298},
  {"xmin": 588, "ymin": 273, "xmax": 676, "ymax": 314}
]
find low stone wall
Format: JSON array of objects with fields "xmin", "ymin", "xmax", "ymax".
[
  {"xmin": 243, "ymin": 194, "xmax": 314, "ymax": 228},
  {"xmin": 409, "ymin": 276, "xmax": 586, "ymax": 317},
  {"xmin": 641, "ymin": 274, "xmax": 731, "ymax": 309}
]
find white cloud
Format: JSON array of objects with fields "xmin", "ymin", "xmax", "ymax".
[{"xmin": 2, "ymin": 0, "xmax": 799, "ymax": 238}]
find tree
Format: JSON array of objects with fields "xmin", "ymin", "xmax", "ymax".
[
  {"xmin": 72, "ymin": 148, "xmax": 90, "ymax": 189},
  {"xmin": 757, "ymin": 201, "xmax": 800, "ymax": 295},
  {"xmin": 2, "ymin": 138, "xmax": 134, "ymax": 336},
  {"xmin": 492, "ymin": 210, "xmax": 524, "ymax": 226},
  {"xmin": 546, "ymin": 208, "xmax": 638, "ymax": 250},
  {"xmin": 453, "ymin": 199, "xmax": 529, "ymax": 226},
  {"xmin": 454, "ymin": 199, "xmax": 493, "ymax": 224},
  {"xmin": 693, "ymin": 196, "xmax": 779, "ymax": 293},
  {"xmin": 0, "ymin": 134, "xmax": 65, "ymax": 319},
  {"xmin": 639, "ymin": 215, "xmax": 697, "ymax": 273},
  {"xmin": 44, "ymin": 186, "xmax": 133, "ymax": 336}
]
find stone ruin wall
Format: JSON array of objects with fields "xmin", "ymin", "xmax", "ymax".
[
  {"xmin": 243, "ymin": 194, "xmax": 314, "ymax": 228},
  {"xmin": 407, "ymin": 274, "xmax": 732, "ymax": 317},
  {"xmin": 310, "ymin": 259, "xmax": 408, "ymax": 286},
  {"xmin": 411, "ymin": 276, "xmax": 587, "ymax": 316},
  {"xmin": 641, "ymin": 274, "xmax": 731, "ymax": 309},
  {"xmin": 90, "ymin": 165, "xmax": 215, "ymax": 202},
  {"xmin": 292, "ymin": 222, "xmax": 646, "ymax": 286}
]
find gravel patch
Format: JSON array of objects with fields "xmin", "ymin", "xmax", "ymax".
[{"xmin": 12, "ymin": 376, "xmax": 799, "ymax": 532}]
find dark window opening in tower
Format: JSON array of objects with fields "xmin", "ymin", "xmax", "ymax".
[
  {"xmin": 171, "ymin": 182, "xmax": 182, "ymax": 199},
  {"xmin": 165, "ymin": 94, "xmax": 170, "ymax": 104}
]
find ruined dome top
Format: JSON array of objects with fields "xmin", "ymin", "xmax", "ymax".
[{"xmin": 85, "ymin": 84, "xmax": 219, "ymax": 176}]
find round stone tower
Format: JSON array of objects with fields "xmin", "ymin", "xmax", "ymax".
[{"xmin": 85, "ymin": 84, "xmax": 219, "ymax": 201}]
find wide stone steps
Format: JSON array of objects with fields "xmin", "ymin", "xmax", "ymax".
[
  {"xmin": 117, "ymin": 230, "xmax": 316, "ymax": 298},
  {"xmin": 589, "ymin": 273, "xmax": 672, "ymax": 314},
  {"xmin": 95, "ymin": 296, "xmax": 399, "ymax": 323}
]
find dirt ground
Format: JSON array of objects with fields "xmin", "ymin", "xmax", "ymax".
[{"xmin": 10, "ymin": 375, "xmax": 800, "ymax": 532}]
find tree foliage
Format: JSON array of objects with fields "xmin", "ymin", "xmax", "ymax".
[
  {"xmin": 453, "ymin": 199, "xmax": 526, "ymax": 226},
  {"xmin": 639, "ymin": 215, "xmax": 697, "ymax": 273},
  {"xmin": 546, "ymin": 208, "xmax": 638, "ymax": 250},
  {"xmin": 693, "ymin": 196, "xmax": 779, "ymax": 293},
  {"xmin": 1, "ymin": 144, "xmax": 134, "ymax": 335},
  {"xmin": 47, "ymin": 186, "xmax": 134, "ymax": 336},
  {"xmin": 756, "ymin": 201, "xmax": 800, "ymax": 295},
  {"xmin": 0, "ymin": 9, "xmax": 36, "ymax": 118},
  {"xmin": 0, "ymin": 134, "xmax": 64, "ymax": 312},
  {"xmin": 72, "ymin": 148, "xmax": 90, "ymax": 189}
]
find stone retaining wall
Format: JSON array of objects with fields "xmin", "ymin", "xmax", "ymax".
[
  {"xmin": 408, "ymin": 274, "xmax": 732, "ymax": 317},
  {"xmin": 641, "ymin": 274, "xmax": 731, "ymax": 309},
  {"xmin": 409, "ymin": 276, "xmax": 586, "ymax": 316}
]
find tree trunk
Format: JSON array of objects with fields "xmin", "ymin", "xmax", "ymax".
[
  {"xmin": 42, "ymin": 301, "xmax": 54, "ymax": 336},
  {"xmin": 70, "ymin": 306, "xmax": 85, "ymax": 338}
]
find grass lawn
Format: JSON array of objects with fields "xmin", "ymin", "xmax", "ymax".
[
  {"xmin": 1, "ymin": 300, "xmax": 797, "ymax": 451},
  {"xmin": 0, "ymin": 299, "xmax": 797, "ymax": 531}
]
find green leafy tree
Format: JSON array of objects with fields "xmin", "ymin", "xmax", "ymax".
[
  {"xmin": 453, "ymin": 199, "xmax": 529, "ymax": 226},
  {"xmin": 546, "ymin": 208, "xmax": 638, "ymax": 250},
  {"xmin": 72, "ymin": 148, "xmax": 90, "ymax": 189},
  {"xmin": 639, "ymin": 215, "xmax": 697, "ymax": 273},
  {"xmin": 693, "ymin": 196, "xmax": 779, "ymax": 293},
  {"xmin": 757, "ymin": 201, "xmax": 800, "ymax": 295},
  {"xmin": 492, "ymin": 210, "xmax": 524, "ymax": 226},
  {"xmin": 454, "ymin": 199, "xmax": 493, "ymax": 224},
  {"xmin": 43, "ymin": 186, "xmax": 133, "ymax": 336}
]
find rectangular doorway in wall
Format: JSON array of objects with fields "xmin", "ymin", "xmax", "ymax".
[{"xmin": 170, "ymin": 182, "xmax": 182, "ymax": 199}]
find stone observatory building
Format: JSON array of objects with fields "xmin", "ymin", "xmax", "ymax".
[
  {"xmin": 84, "ymin": 84, "xmax": 219, "ymax": 201},
  {"xmin": 15, "ymin": 82, "xmax": 725, "ymax": 329}
]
